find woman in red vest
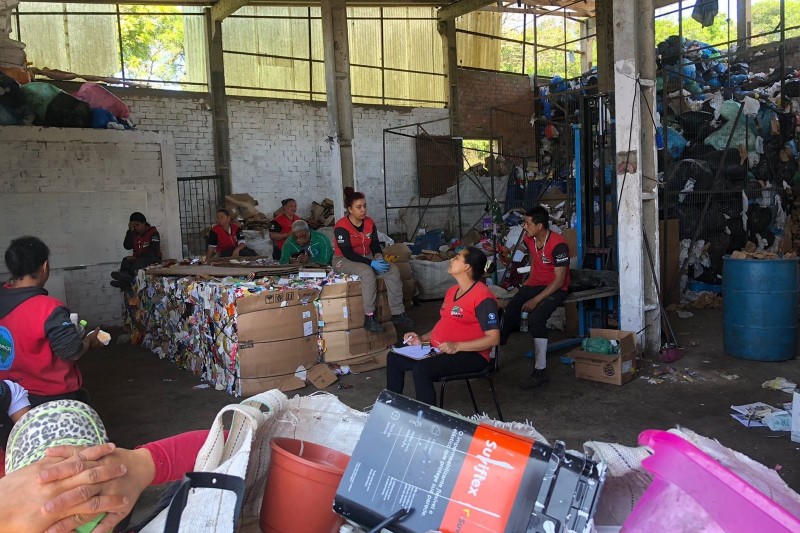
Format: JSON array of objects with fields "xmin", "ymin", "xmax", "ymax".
[
  {"xmin": 204, "ymin": 208, "xmax": 257, "ymax": 262},
  {"xmin": 0, "ymin": 237, "xmax": 103, "ymax": 407},
  {"xmin": 269, "ymin": 198, "xmax": 301, "ymax": 261},
  {"xmin": 386, "ymin": 246, "xmax": 499, "ymax": 405},
  {"xmin": 332, "ymin": 192, "xmax": 414, "ymax": 333}
]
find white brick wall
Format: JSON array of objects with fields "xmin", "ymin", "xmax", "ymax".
[
  {"xmin": 123, "ymin": 92, "xmax": 449, "ymax": 234},
  {"xmin": 0, "ymin": 127, "xmax": 181, "ymax": 326},
  {"xmin": 226, "ymin": 98, "xmax": 449, "ymax": 233},
  {"xmin": 0, "ymin": 88, "xmax": 448, "ymax": 324},
  {"xmin": 126, "ymin": 94, "xmax": 216, "ymax": 178}
]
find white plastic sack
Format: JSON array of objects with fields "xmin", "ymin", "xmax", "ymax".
[
  {"xmin": 409, "ymin": 258, "xmax": 452, "ymax": 299},
  {"xmin": 242, "ymin": 229, "xmax": 272, "ymax": 257},
  {"xmin": 140, "ymin": 390, "xmax": 368, "ymax": 531}
]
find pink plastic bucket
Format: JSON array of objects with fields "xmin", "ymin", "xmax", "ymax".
[{"xmin": 623, "ymin": 430, "xmax": 800, "ymax": 532}]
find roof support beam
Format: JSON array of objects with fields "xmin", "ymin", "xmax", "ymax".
[
  {"xmin": 211, "ymin": 0, "xmax": 249, "ymax": 23},
  {"xmin": 438, "ymin": 0, "xmax": 494, "ymax": 20}
]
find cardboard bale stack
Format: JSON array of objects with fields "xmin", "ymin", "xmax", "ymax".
[
  {"xmin": 128, "ymin": 272, "xmax": 334, "ymax": 396},
  {"xmin": 383, "ymin": 243, "xmax": 417, "ymax": 309},
  {"xmin": 235, "ymin": 287, "xmax": 320, "ymax": 395},
  {"xmin": 318, "ymin": 280, "xmax": 396, "ymax": 371}
]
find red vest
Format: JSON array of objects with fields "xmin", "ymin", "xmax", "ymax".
[
  {"xmin": 430, "ymin": 283, "xmax": 497, "ymax": 361},
  {"xmin": 524, "ymin": 232, "xmax": 570, "ymax": 291},
  {"xmin": 333, "ymin": 216, "xmax": 376, "ymax": 257},
  {"xmin": 272, "ymin": 214, "xmax": 299, "ymax": 251},
  {"xmin": 133, "ymin": 225, "xmax": 161, "ymax": 259},
  {"xmin": 210, "ymin": 223, "xmax": 241, "ymax": 255},
  {"xmin": 0, "ymin": 295, "xmax": 81, "ymax": 396}
]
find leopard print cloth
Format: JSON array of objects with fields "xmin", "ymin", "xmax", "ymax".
[{"xmin": 5, "ymin": 399, "xmax": 107, "ymax": 473}]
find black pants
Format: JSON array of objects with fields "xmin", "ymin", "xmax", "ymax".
[
  {"xmin": 28, "ymin": 388, "xmax": 91, "ymax": 408},
  {"xmin": 120, "ymin": 256, "xmax": 159, "ymax": 277},
  {"xmin": 386, "ymin": 350, "xmax": 488, "ymax": 405},
  {"xmin": 500, "ymin": 286, "xmax": 568, "ymax": 343},
  {"xmin": 219, "ymin": 247, "xmax": 258, "ymax": 258}
]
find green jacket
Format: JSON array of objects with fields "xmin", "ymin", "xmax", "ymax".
[{"xmin": 279, "ymin": 229, "xmax": 333, "ymax": 266}]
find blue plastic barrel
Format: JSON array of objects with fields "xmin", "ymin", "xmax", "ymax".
[{"xmin": 723, "ymin": 257, "xmax": 799, "ymax": 361}]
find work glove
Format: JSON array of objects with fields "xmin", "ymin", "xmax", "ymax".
[{"xmin": 370, "ymin": 259, "xmax": 390, "ymax": 273}]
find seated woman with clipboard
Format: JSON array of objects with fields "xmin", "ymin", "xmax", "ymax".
[{"xmin": 386, "ymin": 246, "xmax": 500, "ymax": 405}]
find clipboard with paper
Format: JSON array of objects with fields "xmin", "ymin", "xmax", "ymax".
[{"xmin": 392, "ymin": 344, "xmax": 441, "ymax": 360}]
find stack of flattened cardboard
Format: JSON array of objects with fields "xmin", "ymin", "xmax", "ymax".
[
  {"xmin": 129, "ymin": 272, "xmax": 333, "ymax": 396},
  {"xmin": 236, "ymin": 286, "xmax": 320, "ymax": 396},
  {"xmin": 309, "ymin": 198, "xmax": 335, "ymax": 227},
  {"xmin": 318, "ymin": 280, "xmax": 397, "ymax": 371}
]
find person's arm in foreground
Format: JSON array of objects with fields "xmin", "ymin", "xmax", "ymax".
[
  {"xmin": 0, "ymin": 443, "xmax": 128, "ymax": 533},
  {"xmin": 40, "ymin": 431, "xmax": 210, "ymax": 533}
]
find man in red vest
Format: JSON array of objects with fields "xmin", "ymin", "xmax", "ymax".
[
  {"xmin": 110, "ymin": 212, "xmax": 162, "ymax": 289},
  {"xmin": 500, "ymin": 206, "xmax": 570, "ymax": 388}
]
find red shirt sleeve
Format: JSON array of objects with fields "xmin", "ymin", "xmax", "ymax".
[{"xmin": 137, "ymin": 430, "xmax": 209, "ymax": 485}]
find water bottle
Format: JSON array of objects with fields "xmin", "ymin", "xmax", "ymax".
[
  {"xmin": 520, "ymin": 311, "xmax": 529, "ymax": 332},
  {"xmin": 70, "ymin": 313, "xmax": 87, "ymax": 337}
]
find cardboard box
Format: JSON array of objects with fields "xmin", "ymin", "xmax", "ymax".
[
  {"xmin": 348, "ymin": 351, "xmax": 388, "ymax": 372},
  {"xmin": 238, "ymin": 336, "xmax": 319, "ymax": 395},
  {"xmin": 332, "ymin": 349, "xmax": 389, "ymax": 370},
  {"xmin": 318, "ymin": 296, "xmax": 365, "ymax": 331},
  {"xmin": 334, "ymin": 391, "xmax": 604, "ymax": 533},
  {"xmin": 320, "ymin": 280, "xmax": 362, "ymax": 300},
  {"xmin": 322, "ymin": 322, "xmax": 397, "ymax": 362},
  {"xmin": 374, "ymin": 292, "xmax": 391, "ymax": 323},
  {"xmin": 237, "ymin": 304, "xmax": 318, "ymax": 343},
  {"xmin": 570, "ymin": 328, "xmax": 637, "ymax": 385},
  {"xmin": 236, "ymin": 287, "xmax": 319, "ymax": 315},
  {"xmin": 306, "ymin": 363, "xmax": 338, "ymax": 389}
]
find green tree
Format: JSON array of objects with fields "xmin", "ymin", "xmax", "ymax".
[
  {"xmin": 119, "ymin": 6, "xmax": 186, "ymax": 82},
  {"xmin": 497, "ymin": 14, "xmax": 584, "ymax": 78},
  {"xmin": 751, "ymin": 0, "xmax": 800, "ymax": 44}
]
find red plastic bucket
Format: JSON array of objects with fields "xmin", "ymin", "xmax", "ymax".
[{"xmin": 260, "ymin": 437, "xmax": 350, "ymax": 533}]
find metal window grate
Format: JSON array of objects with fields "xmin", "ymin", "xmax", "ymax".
[{"xmin": 177, "ymin": 175, "xmax": 223, "ymax": 257}]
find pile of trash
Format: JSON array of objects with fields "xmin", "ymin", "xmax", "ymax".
[
  {"xmin": 308, "ymin": 197, "xmax": 335, "ymax": 227},
  {"xmin": 0, "ymin": 76, "xmax": 134, "ymax": 129}
]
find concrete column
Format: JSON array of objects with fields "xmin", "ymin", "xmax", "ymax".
[
  {"xmin": 321, "ymin": 0, "xmax": 355, "ymax": 218},
  {"xmin": 613, "ymin": 0, "xmax": 661, "ymax": 355},
  {"xmin": 737, "ymin": 0, "xmax": 752, "ymax": 51},
  {"xmin": 205, "ymin": 9, "xmax": 232, "ymax": 197},
  {"xmin": 439, "ymin": 19, "xmax": 459, "ymax": 135},
  {"xmin": 580, "ymin": 17, "xmax": 596, "ymax": 74},
  {"xmin": 594, "ymin": 0, "xmax": 614, "ymax": 91},
  {"xmin": 638, "ymin": 0, "xmax": 661, "ymax": 356}
]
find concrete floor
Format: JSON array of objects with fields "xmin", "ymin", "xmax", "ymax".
[{"xmin": 82, "ymin": 303, "xmax": 800, "ymax": 519}]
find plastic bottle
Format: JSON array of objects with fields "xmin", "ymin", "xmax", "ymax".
[
  {"xmin": 520, "ymin": 311, "xmax": 529, "ymax": 332},
  {"xmin": 78, "ymin": 320, "xmax": 88, "ymax": 338}
]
